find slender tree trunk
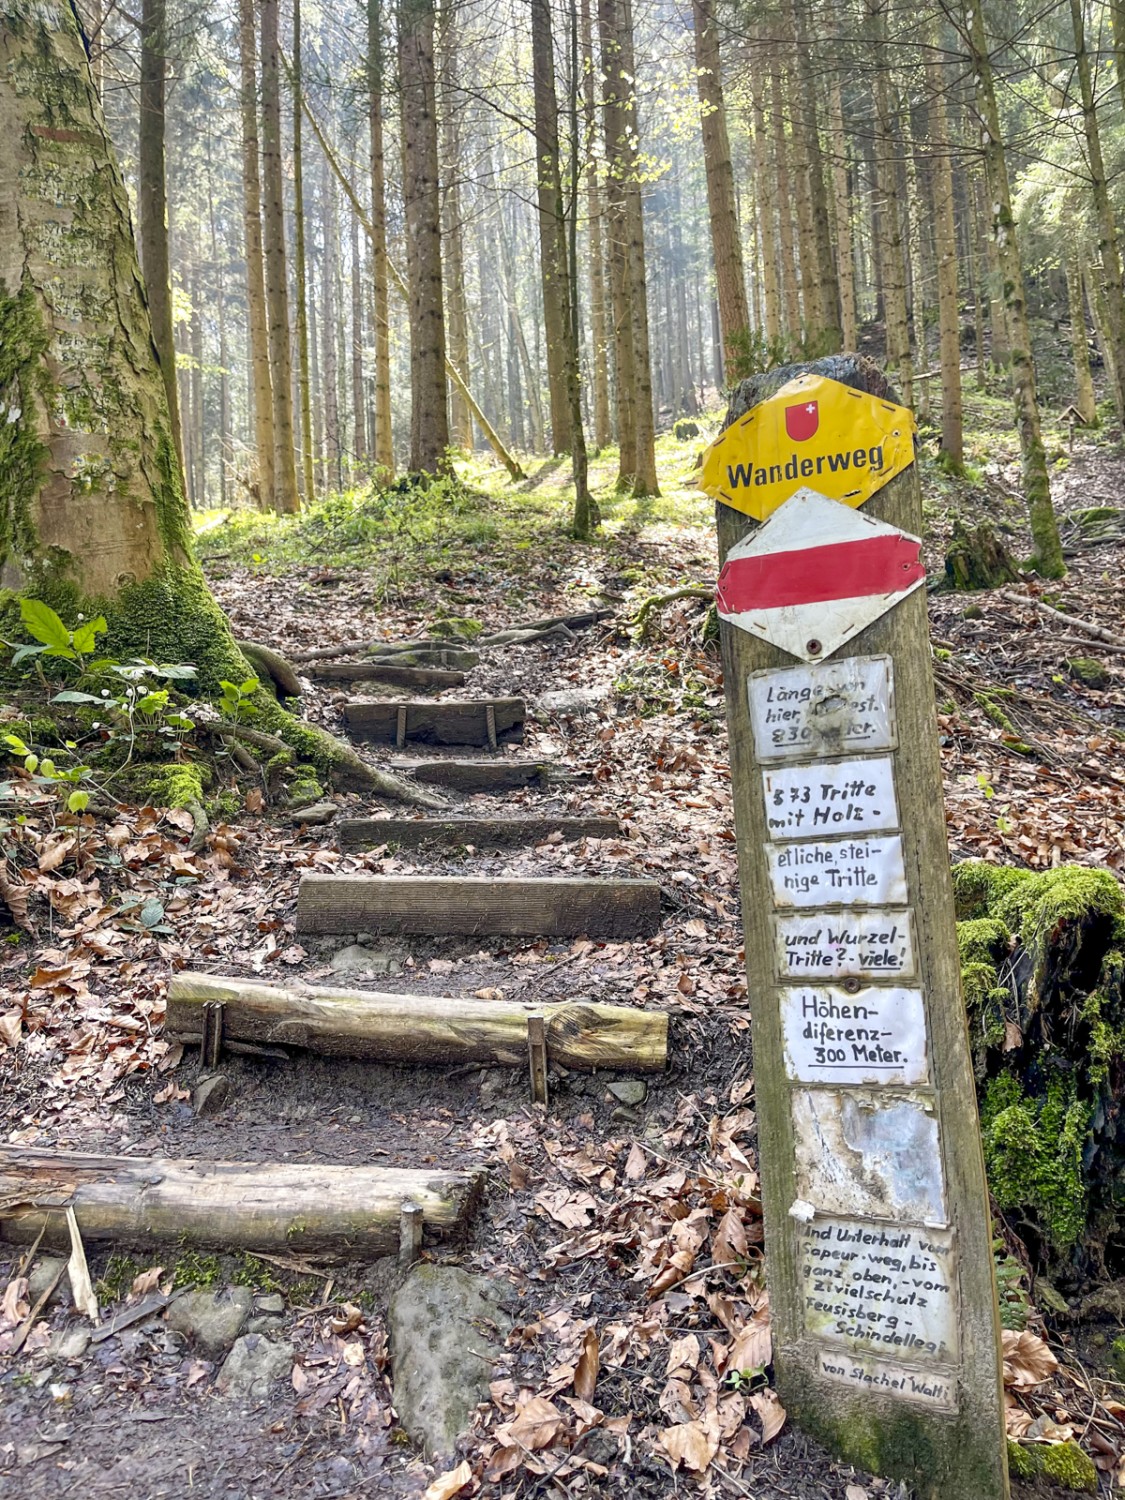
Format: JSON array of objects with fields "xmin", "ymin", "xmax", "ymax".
[
  {"xmin": 138, "ymin": 0, "xmax": 182, "ymax": 468},
  {"xmin": 367, "ymin": 0, "xmax": 395, "ymax": 477},
  {"xmin": 1067, "ymin": 244, "xmax": 1098, "ymax": 425},
  {"xmin": 599, "ymin": 0, "xmax": 636, "ymax": 479},
  {"xmin": 789, "ymin": 0, "xmax": 841, "ymax": 351},
  {"xmin": 190, "ymin": 259, "xmax": 204, "ymax": 505},
  {"xmin": 828, "ymin": 74, "xmax": 857, "ymax": 349},
  {"xmin": 321, "ymin": 167, "xmax": 341, "ymax": 491},
  {"xmin": 206, "ymin": 146, "xmax": 231, "ymax": 507},
  {"xmin": 399, "ymin": 0, "xmax": 450, "ymax": 473},
  {"xmin": 1111, "ymin": 0, "xmax": 1125, "ymax": 113},
  {"xmin": 925, "ymin": 29, "xmax": 962, "ymax": 465},
  {"xmin": 260, "ymin": 0, "xmax": 301, "ymax": 512},
  {"xmin": 1087, "ymin": 258, "xmax": 1118, "ymax": 398},
  {"xmin": 866, "ymin": 0, "xmax": 912, "ymax": 406},
  {"xmin": 581, "ymin": 0, "xmax": 612, "ymax": 447},
  {"xmin": 963, "ymin": 0, "xmax": 1063, "ymax": 576},
  {"xmin": 769, "ymin": 57, "xmax": 801, "ymax": 340},
  {"xmin": 1068, "ymin": 0, "xmax": 1125, "ymax": 425},
  {"xmin": 751, "ymin": 77, "xmax": 781, "ymax": 343},
  {"xmin": 903, "ymin": 110, "xmax": 929, "ymax": 422},
  {"xmin": 532, "ymin": 0, "xmax": 574, "ymax": 454},
  {"xmin": 963, "ymin": 173, "xmax": 987, "ymax": 388},
  {"xmin": 237, "ymin": 0, "xmax": 274, "ymax": 510},
  {"xmin": 291, "ymin": 0, "xmax": 316, "ymax": 503},
  {"xmin": 600, "ymin": 0, "xmax": 657, "ymax": 493},
  {"xmin": 438, "ymin": 2, "xmax": 472, "ymax": 449},
  {"xmin": 692, "ymin": 0, "xmax": 749, "ymax": 374},
  {"xmin": 350, "ymin": 206, "xmax": 366, "ymax": 466}
]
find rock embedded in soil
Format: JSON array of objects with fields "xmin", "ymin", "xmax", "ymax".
[
  {"xmin": 290, "ymin": 799, "xmax": 340, "ymax": 825},
  {"xmin": 28, "ymin": 1256, "xmax": 71, "ymax": 1305},
  {"xmin": 217, "ymin": 1333, "xmax": 294, "ymax": 1400},
  {"xmin": 537, "ymin": 685, "xmax": 610, "ymax": 715},
  {"xmin": 607, "ymin": 1079, "xmax": 647, "ymax": 1106},
  {"xmin": 48, "ymin": 1325, "xmax": 90, "ymax": 1361},
  {"xmin": 192, "ymin": 1071, "xmax": 233, "ymax": 1116},
  {"xmin": 330, "ymin": 943, "xmax": 402, "ymax": 975},
  {"xmin": 166, "ymin": 1286, "xmax": 253, "ymax": 1355},
  {"xmin": 388, "ymin": 1264, "xmax": 512, "ymax": 1461}
]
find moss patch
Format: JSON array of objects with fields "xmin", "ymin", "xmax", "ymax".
[
  {"xmin": 148, "ymin": 763, "xmax": 206, "ymax": 810},
  {"xmin": 1006, "ymin": 1438, "xmax": 1097, "ymax": 1491}
]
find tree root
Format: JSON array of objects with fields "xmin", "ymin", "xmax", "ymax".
[
  {"xmin": 202, "ymin": 720, "xmax": 447, "ymax": 809},
  {"xmin": 236, "ymin": 640, "xmax": 303, "ymax": 698},
  {"xmin": 631, "ymin": 586, "xmax": 712, "ymax": 636}
]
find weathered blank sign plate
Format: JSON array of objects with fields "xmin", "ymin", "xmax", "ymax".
[{"xmin": 716, "ymin": 489, "xmax": 926, "ymax": 663}]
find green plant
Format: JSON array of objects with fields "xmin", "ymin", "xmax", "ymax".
[
  {"xmin": 2, "ymin": 729, "xmax": 93, "ymax": 812},
  {"xmin": 219, "ymin": 677, "xmax": 260, "ymax": 721},
  {"xmin": 7, "ymin": 597, "xmax": 106, "ymax": 673}
]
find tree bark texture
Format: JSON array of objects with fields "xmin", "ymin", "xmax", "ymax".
[
  {"xmin": 291, "ymin": 0, "xmax": 317, "ymax": 502},
  {"xmin": 789, "ymin": 0, "xmax": 841, "ymax": 352},
  {"xmin": 769, "ymin": 57, "xmax": 802, "ymax": 340},
  {"xmin": 692, "ymin": 0, "xmax": 750, "ymax": 378},
  {"xmin": 237, "ymin": 0, "xmax": 275, "ymax": 509},
  {"xmin": 368, "ymin": 0, "xmax": 395, "ymax": 475},
  {"xmin": 866, "ymin": 0, "xmax": 912, "ymax": 407},
  {"xmin": 925, "ymin": 29, "xmax": 963, "ymax": 464},
  {"xmin": 964, "ymin": 0, "xmax": 1063, "ymax": 576},
  {"xmin": 1067, "ymin": 247, "xmax": 1098, "ymax": 425},
  {"xmin": 438, "ymin": 2, "xmax": 473, "ymax": 449},
  {"xmin": 260, "ymin": 0, "xmax": 301, "ymax": 512},
  {"xmin": 828, "ymin": 74, "xmax": 856, "ymax": 350},
  {"xmin": 399, "ymin": 0, "xmax": 450, "ymax": 473},
  {"xmin": 138, "ymin": 0, "xmax": 182, "ymax": 470},
  {"xmin": 581, "ymin": 0, "xmax": 613, "ymax": 447}
]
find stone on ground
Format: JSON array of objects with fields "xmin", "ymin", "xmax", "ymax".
[
  {"xmin": 607, "ymin": 1079, "xmax": 647, "ymax": 1106},
  {"xmin": 166, "ymin": 1285, "xmax": 253, "ymax": 1354},
  {"xmin": 48, "ymin": 1325, "xmax": 90, "ymax": 1361},
  {"xmin": 388, "ymin": 1264, "xmax": 511, "ymax": 1460},
  {"xmin": 218, "ymin": 1333, "xmax": 294, "ymax": 1400},
  {"xmin": 330, "ymin": 943, "xmax": 402, "ymax": 975},
  {"xmin": 290, "ymin": 800, "xmax": 340, "ymax": 825},
  {"xmin": 28, "ymin": 1256, "xmax": 70, "ymax": 1305}
]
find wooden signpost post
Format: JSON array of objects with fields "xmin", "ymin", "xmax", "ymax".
[{"xmin": 703, "ymin": 357, "xmax": 1008, "ymax": 1499}]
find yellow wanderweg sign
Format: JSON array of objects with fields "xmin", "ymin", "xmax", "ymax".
[{"xmin": 700, "ymin": 373, "xmax": 917, "ymax": 521}]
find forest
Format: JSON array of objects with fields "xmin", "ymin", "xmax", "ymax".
[{"xmin": 3, "ymin": 0, "xmax": 1125, "ymax": 1497}]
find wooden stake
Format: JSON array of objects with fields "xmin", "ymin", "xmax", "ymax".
[
  {"xmin": 200, "ymin": 1000, "xmax": 224, "ymax": 1071},
  {"xmin": 396, "ymin": 705, "xmax": 408, "ymax": 749},
  {"xmin": 485, "ymin": 704, "xmax": 498, "ymax": 750},
  {"xmin": 711, "ymin": 359, "xmax": 1007, "ymax": 1499},
  {"xmin": 399, "ymin": 1200, "xmax": 424, "ymax": 1265},
  {"xmin": 527, "ymin": 1013, "xmax": 548, "ymax": 1104}
]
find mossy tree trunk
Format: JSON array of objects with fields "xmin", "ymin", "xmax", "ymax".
[{"xmin": 0, "ymin": 0, "xmax": 235, "ymax": 669}]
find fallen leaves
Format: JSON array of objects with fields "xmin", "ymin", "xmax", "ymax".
[
  {"xmin": 421, "ymin": 1460, "xmax": 473, "ymax": 1499},
  {"xmin": 1003, "ymin": 1329, "xmax": 1059, "ymax": 1388},
  {"xmin": 573, "ymin": 1327, "xmax": 599, "ymax": 1404},
  {"xmin": 660, "ymin": 1410, "xmax": 720, "ymax": 1473}
]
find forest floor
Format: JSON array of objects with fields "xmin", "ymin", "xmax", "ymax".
[{"xmin": 2, "ymin": 388, "xmax": 1125, "ymax": 1499}]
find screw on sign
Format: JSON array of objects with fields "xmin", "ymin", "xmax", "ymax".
[{"xmin": 704, "ymin": 358, "xmax": 1009, "ymax": 1500}]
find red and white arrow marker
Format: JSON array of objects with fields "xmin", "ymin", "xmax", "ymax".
[{"xmin": 716, "ymin": 488, "xmax": 925, "ymax": 662}]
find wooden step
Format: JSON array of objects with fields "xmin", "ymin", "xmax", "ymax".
[
  {"xmin": 393, "ymin": 758, "xmax": 562, "ymax": 793},
  {"xmin": 344, "ymin": 697, "xmax": 524, "ymax": 749},
  {"xmin": 167, "ymin": 973, "xmax": 667, "ymax": 1072},
  {"xmin": 0, "ymin": 1148, "xmax": 481, "ymax": 1257},
  {"xmin": 296, "ymin": 875, "xmax": 662, "ymax": 938},
  {"xmin": 337, "ymin": 814, "xmax": 621, "ymax": 851},
  {"xmin": 310, "ymin": 662, "xmax": 466, "ymax": 690}
]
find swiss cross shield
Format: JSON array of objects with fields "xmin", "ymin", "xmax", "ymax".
[{"xmin": 785, "ymin": 400, "xmax": 819, "ymax": 441}]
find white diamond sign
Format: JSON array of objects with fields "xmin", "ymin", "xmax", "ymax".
[{"xmin": 715, "ymin": 488, "xmax": 926, "ymax": 662}]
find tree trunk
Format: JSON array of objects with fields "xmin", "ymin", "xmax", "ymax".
[
  {"xmin": 581, "ymin": 0, "xmax": 612, "ymax": 446},
  {"xmin": 367, "ymin": 0, "xmax": 395, "ymax": 476},
  {"xmin": 1068, "ymin": 0, "xmax": 1125, "ymax": 425},
  {"xmin": 0, "ymin": 0, "xmax": 244, "ymax": 678},
  {"xmin": 963, "ymin": 0, "xmax": 1064, "ymax": 577},
  {"xmin": 789, "ymin": 0, "xmax": 841, "ymax": 351},
  {"xmin": 167, "ymin": 972, "xmax": 668, "ymax": 1072},
  {"xmin": 260, "ymin": 0, "xmax": 301, "ymax": 512},
  {"xmin": 350, "ymin": 205, "xmax": 366, "ymax": 466},
  {"xmin": 750, "ymin": 75, "xmax": 781, "ymax": 343},
  {"xmin": 398, "ymin": 0, "xmax": 450, "ymax": 474},
  {"xmin": 866, "ymin": 0, "xmax": 912, "ymax": 406},
  {"xmin": 438, "ymin": 2, "xmax": 472, "ymax": 450},
  {"xmin": 692, "ymin": 0, "xmax": 749, "ymax": 375},
  {"xmin": 237, "ymin": 0, "xmax": 275, "ymax": 509},
  {"xmin": 321, "ymin": 166, "xmax": 342, "ymax": 492},
  {"xmin": 828, "ymin": 73, "xmax": 857, "ymax": 349},
  {"xmin": 291, "ymin": 0, "xmax": 316, "ymax": 503},
  {"xmin": 769, "ymin": 55, "xmax": 801, "ymax": 340},
  {"xmin": 600, "ymin": 0, "xmax": 657, "ymax": 494},
  {"xmin": 138, "ymin": 0, "xmax": 182, "ymax": 468},
  {"xmin": 926, "ymin": 29, "xmax": 963, "ymax": 465},
  {"xmin": 532, "ymin": 0, "xmax": 574, "ymax": 455},
  {"xmin": 1065, "ymin": 246, "xmax": 1097, "ymax": 425},
  {"xmin": 0, "ymin": 1148, "xmax": 479, "ymax": 1258}
]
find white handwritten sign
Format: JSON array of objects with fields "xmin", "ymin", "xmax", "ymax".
[
  {"xmin": 749, "ymin": 656, "xmax": 896, "ymax": 763},
  {"xmin": 781, "ymin": 986, "xmax": 928, "ymax": 1085},
  {"xmin": 766, "ymin": 835, "xmax": 908, "ymax": 909},
  {"xmin": 775, "ymin": 911, "xmax": 916, "ymax": 980},
  {"xmin": 815, "ymin": 1349, "xmax": 955, "ymax": 1409},
  {"xmin": 791, "ymin": 1090, "xmax": 947, "ymax": 1225},
  {"xmin": 762, "ymin": 757, "xmax": 899, "ymax": 841},
  {"xmin": 800, "ymin": 1217, "xmax": 958, "ymax": 1359}
]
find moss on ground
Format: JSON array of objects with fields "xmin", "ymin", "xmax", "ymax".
[
  {"xmin": 148, "ymin": 763, "xmax": 206, "ymax": 809},
  {"xmin": 1006, "ymin": 1437, "xmax": 1097, "ymax": 1490}
]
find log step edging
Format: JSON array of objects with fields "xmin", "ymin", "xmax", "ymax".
[
  {"xmin": 0, "ymin": 1148, "xmax": 481, "ymax": 1257},
  {"xmin": 295, "ymin": 875, "xmax": 662, "ymax": 938},
  {"xmin": 392, "ymin": 759, "xmax": 563, "ymax": 793},
  {"xmin": 311, "ymin": 662, "xmax": 466, "ymax": 690},
  {"xmin": 344, "ymin": 697, "xmax": 524, "ymax": 749},
  {"xmin": 337, "ymin": 815, "xmax": 621, "ymax": 851},
  {"xmin": 166, "ymin": 972, "xmax": 668, "ymax": 1072}
]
